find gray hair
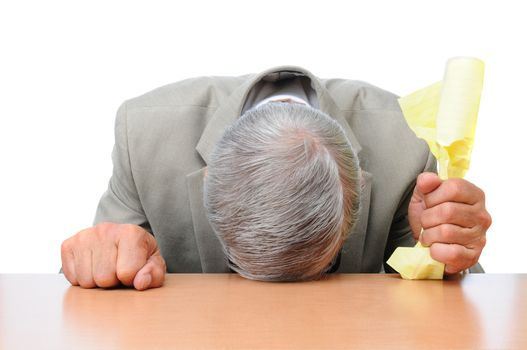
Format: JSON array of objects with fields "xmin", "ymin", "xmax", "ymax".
[{"xmin": 204, "ymin": 102, "xmax": 361, "ymax": 281}]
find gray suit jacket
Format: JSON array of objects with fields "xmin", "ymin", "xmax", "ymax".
[{"xmin": 94, "ymin": 65, "xmax": 436, "ymax": 274}]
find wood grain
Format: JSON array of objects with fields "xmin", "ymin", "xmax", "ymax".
[{"xmin": 0, "ymin": 274, "xmax": 525, "ymax": 349}]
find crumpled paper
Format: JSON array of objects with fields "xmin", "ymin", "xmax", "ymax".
[
  {"xmin": 387, "ymin": 57, "xmax": 485, "ymax": 280},
  {"xmin": 387, "ymin": 242, "xmax": 445, "ymax": 280}
]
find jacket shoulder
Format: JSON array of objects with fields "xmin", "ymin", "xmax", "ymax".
[
  {"xmin": 323, "ymin": 78, "xmax": 401, "ymax": 111},
  {"xmin": 324, "ymin": 77, "xmax": 430, "ymax": 189},
  {"xmin": 125, "ymin": 75, "xmax": 249, "ymax": 109}
]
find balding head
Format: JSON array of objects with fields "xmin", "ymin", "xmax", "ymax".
[{"xmin": 204, "ymin": 102, "xmax": 361, "ymax": 281}]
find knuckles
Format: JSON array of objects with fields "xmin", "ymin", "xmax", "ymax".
[
  {"xmin": 479, "ymin": 210, "xmax": 492, "ymax": 230},
  {"xmin": 438, "ymin": 202, "xmax": 457, "ymax": 222},
  {"xmin": 61, "ymin": 222, "xmax": 151, "ymax": 288},
  {"xmin": 61, "ymin": 223, "xmax": 158, "ymax": 289},
  {"xmin": 94, "ymin": 222, "xmax": 115, "ymax": 232},
  {"xmin": 65, "ymin": 223, "xmax": 152, "ymax": 252},
  {"xmin": 93, "ymin": 272, "xmax": 119, "ymax": 288},
  {"xmin": 439, "ymin": 225, "xmax": 457, "ymax": 242},
  {"xmin": 445, "ymin": 178, "xmax": 464, "ymax": 198},
  {"xmin": 94, "ymin": 222, "xmax": 119, "ymax": 240},
  {"xmin": 431, "ymin": 244, "xmax": 462, "ymax": 265},
  {"xmin": 479, "ymin": 235, "xmax": 487, "ymax": 248},
  {"xmin": 466, "ymin": 249, "xmax": 481, "ymax": 269},
  {"xmin": 76, "ymin": 229, "xmax": 94, "ymax": 245},
  {"xmin": 431, "ymin": 243, "xmax": 481, "ymax": 272},
  {"xmin": 61, "ymin": 238, "xmax": 72, "ymax": 255},
  {"xmin": 446, "ymin": 245, "xmax": 464, "ymax": 263},
  {"xmin": 444, "ymin": 178, "xmax": 485, "ymax": 202}
]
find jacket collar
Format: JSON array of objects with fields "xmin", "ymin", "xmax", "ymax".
[{"xmin": 196, "ymin": 65, "xmax": 362, "ymax": 164}]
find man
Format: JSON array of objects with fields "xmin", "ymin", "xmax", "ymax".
[
  {"xmin": 61, "ymin": 66, "xmax": 491, "ymax": 290},
  {"xmin": 204, "ymin": 102, "xmax": 361, "ymax": 281}
]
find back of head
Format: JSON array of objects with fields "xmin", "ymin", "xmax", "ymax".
[{"xmin": 204, "ymin": 102, "xmax": 361, "ymax": 281}]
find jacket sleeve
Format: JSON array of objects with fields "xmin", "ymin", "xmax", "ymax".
[
  {"xmin": 93, "ymin": 102, "xmax": 151, "ymax": 232},
  {"xmin": 383, "ymin": 151, "xmax": 437, "ymax": 272}
]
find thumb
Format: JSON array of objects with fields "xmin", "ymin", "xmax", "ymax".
[
  {"xmin": 415, "ymin": 172, "xmax": 442, "ymax": 197},
  {"xmin": 133, "ymin": 252, "xmax": 166, "ymax": 291},
  {"xmin": 408, "ymin": 172, "xmax": 442, "ymax": 239}
]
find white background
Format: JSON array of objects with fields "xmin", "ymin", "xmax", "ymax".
[{"xmin": 1, "ymin": 0, "xmax": 525, "ymax": 273}]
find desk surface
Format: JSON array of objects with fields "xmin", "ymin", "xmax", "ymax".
[{"xmin": 1, "ymin": 273, "xmax": 525, "ymax": 349}]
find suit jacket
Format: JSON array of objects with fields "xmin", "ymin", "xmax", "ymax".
[{"xmin": 93, "ymin": 65, "xmax": 436, "ymax": 274}]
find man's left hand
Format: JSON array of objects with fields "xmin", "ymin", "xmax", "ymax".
[{"xmin": 408, "ymin": 172, "xmax": 492, "ymax": 274}]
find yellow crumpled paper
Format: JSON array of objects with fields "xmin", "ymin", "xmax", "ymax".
[
  {"xmin": 387, "ymin": 242, "xmax": 445, "ymax": 280},
  {"xmin": 387, "ymin": 57, "xmax": 485, "ymax": 280}
]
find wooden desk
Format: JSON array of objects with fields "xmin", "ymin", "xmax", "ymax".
[{"xmin": 0, "ymin": 274, "xmax": 525, "ymax": 349}]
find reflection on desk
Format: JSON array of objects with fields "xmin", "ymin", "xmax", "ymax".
[{"xmin": 0, "ymin": 274, "xmax": 525, "ymax": 349}]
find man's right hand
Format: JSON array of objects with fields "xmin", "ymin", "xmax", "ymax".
[{"xmin": 61, "ymin": 223, "xmax": 166, "ymax": 290}]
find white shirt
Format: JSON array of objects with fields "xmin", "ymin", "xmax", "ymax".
[
  {"xmin": 242, "ymin": 75, "xmax": 318, "ymax": 113},
  {"xmin": 254, "ymin": 94, "xmax": 310, "ymax": 108}
]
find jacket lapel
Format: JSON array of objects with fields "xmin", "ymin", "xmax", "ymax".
[
  {"xmin": 188, "ymin": 65, "xmax": 372, "ymax": 273},
  {"xmin": 338, "ymin": 170, "xmax": 373, "ymax": 272},
  {"xmin": 186, "ymin": 167, "xmax": 230, "ymax": 272}
]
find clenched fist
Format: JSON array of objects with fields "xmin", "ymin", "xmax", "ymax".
[
  {"xmin": 61, "ymin": 223, "xmax": 166, "ymax": 290},
  {"xmin": 408, "ymin": 173, "xmax": 492, "ymax": 274}
]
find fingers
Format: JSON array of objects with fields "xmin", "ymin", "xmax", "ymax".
[
  {"xmin": 429, "ymin": 243, "xmax": 480, "ymax": 274},
  {"xmin": 61, "ymin": 223, "xmax": 163, "ymax": 290},
  {"xmin": 424, "ymin": 177, "xmax": 484, "ymax": 208},
  {"xmin": 133, "ymin": 253, "xmax": 166, "ymax": 291},
  {"xmin": 410, "ymin": 174, "xmax": 490, "ymax": 274},
  {"xmin": 92, "ymin": 240, "xmax": 119, "ymax": 288},
  {"xmin": 115, "ymin": 225, "xmax": 157, "ymax": 287},
  {"xmin": 61, "ymin": 239, "xmax": 78, "ymax": 286},
  {"xmin": 74, "ymin": 245, "xmax": 96, "ymax": 288},
  {"xmin": 420, "ymin": 224, "xmax": 484, "ymax": 248},
  {"xmin": 420, "ymin": 202, "xmax": 481, "ymax": 229}
]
